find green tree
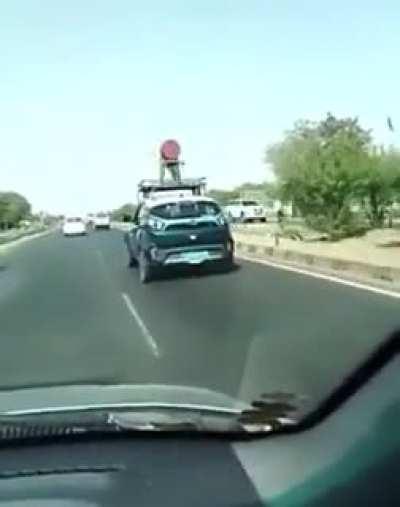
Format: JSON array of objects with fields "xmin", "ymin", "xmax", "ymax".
[
  {"xmin": 0, "ymin": 198, "xmax": 6, "ymax": 225},
  {"xmin": 236, "ymin": 181, "xmax": 281, "ymax": 200},
  {"xmin": 208, "ymin": 182, "xmax": 280, "ymax": 206},
  {"xmin": 207, "ymin": 189, "xmax": 240, "ymax": 206},
  {"xmin": 0, "ymin": 192, "xmax": 31, "ymax": 228},
  {"xmin": 266, "ymin": 114, "xmax": 372, "ymax": 239},
  {"xmin": 358, "ymin": 147, "xmax": 400, "ymax": 227},
  {"xmin": 111, "ymin": 203, "xmax": 137, "ymax": 222}
]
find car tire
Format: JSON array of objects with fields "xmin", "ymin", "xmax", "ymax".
[
  {"xmin": 129, "ymin": 255, "xmax": 138, "ymax": 268},
  {"xmin": 220, "ymin": 250, "xmax": 234, "ymax": 272},
  {"xmin": 139, "ymin": 251, "xmax": 153, "ymax": 284},
  {"xmin": 221, "ymin": 258, "xmax": 234, "ymax": 273}
]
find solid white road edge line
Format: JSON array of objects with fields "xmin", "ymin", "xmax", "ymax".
[
  {"xmin": 121, "ymin": 292, "xmax": 161, "ymax": 358},
  {"xmin": 238, "ymin": 253, "xmax": 400, "ymax": 300}
]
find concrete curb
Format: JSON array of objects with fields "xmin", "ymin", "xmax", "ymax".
[{"xmin": 235, "ymin": 240, "xmax": 400, "ymax": 285}]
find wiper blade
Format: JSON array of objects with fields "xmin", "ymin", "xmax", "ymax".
[
  {"xmin": 237, "ymin": 392, "xmax": 308, "ymax": 432},
  {"xmin": 0, "ymin": 393, "xmax": 307, "ymax": 439},
  {"xmin": 107, "ymin": 399, "xmax": 303, "ymax": 434},
  {"xmin": 107, "ymin": 410, "xmax": 244, "ymax": 434},
  {"xmin": 0, "ymin": 408, "xmax": 245, "ymax": 439}
]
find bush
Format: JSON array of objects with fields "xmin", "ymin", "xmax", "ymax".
[
  {"xmin": 306, "ymin": 212, "xmax": 369, "ymax": 241},
  {"xmin": 328, "ymin": 223, "xmax": 369, "ymax": 241},
  {"xmin": 279, "ymin": 226, "xmax": 304, "ymax": 240}
]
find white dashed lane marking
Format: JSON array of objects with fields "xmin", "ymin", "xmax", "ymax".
[{"xmin": 121, "ymin": 292, "xmax": 161, "ymax": 358}]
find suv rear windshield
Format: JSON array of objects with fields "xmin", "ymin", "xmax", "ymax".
[
  {"xmin": 150, "ymin": 201, "xmax": 221, "ymax": 219},
  {"xmin": 66, "ymin": 217, "xmax": 82, "ymax": 223}
]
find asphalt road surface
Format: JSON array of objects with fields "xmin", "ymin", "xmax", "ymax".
[{"xmin": 0, "ymin": 229, "xmax": 399, "ymax": 411}]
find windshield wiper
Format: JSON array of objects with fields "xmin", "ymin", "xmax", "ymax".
[
  {"xmin": 106, "ymin": 407, "xmax": 269, "ymax": 434},
  {"xmin": 0, "ymin": 410, "xmax": 242, "ymax": 440},
  {"xmin": 108, "ymin": 407, "xmax": 299, "ymax": 435},
  {"xmin": 0, "ymin": 393, "xmax": 305, "ymax": 439},
  {"xmin": 106, "ymin": 394, "xmax": 302, "ymax": 433}
]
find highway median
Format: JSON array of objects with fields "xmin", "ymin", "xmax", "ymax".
[
  {"xmin": 233, "ymin": 229, "xmax": 400, "ymax": 291},
  {"xmin": 0, "ymin": 225, "xmax": 51, "ymax": 250}
]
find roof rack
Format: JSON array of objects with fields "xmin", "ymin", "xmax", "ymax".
[
  {"xmin": 137, "ymin": 178, "xmax": 207, "ymax": 204},
  {"xmin": 138, "ymin": 178, "xmax": 206, "ymax": 191}
]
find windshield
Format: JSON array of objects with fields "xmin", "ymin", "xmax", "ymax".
[
  {"xmin": 150, "ymin": 201, "xmax": 221, "ymax": 219},
  {"xmin": 0, "ymin": 2, "xmax": 399, "ymax": 439}
]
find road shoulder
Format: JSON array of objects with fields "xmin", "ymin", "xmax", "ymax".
[
  {"xmin": 237, "ymin": 248, "xmax": 400, "ymax": 298},
  {"xmin": 0, "ymin": 228, "xmax": 51, "ymax": 253}
]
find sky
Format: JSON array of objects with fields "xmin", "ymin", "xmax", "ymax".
[{"xmin": 1, "ymin": 1, "xmax": 400, "ymax": 215}]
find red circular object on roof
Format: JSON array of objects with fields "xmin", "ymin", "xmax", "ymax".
[{"xmin": 160, "ymin": 139, "xmax": 181, "ymax": 161}]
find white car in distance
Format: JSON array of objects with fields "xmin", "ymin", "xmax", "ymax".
[
  {"xmin": 93, "ymin": 212, "xmax": 111, "ymax": 230},
  {"xmin": 62, "ymin": 217, "xmax": 87, "ymax": 236},
  {"xmin": 224, "ymin": 200, "xmax": 266, "ymax": 223}
]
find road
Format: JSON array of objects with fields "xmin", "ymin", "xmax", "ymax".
[{"xmin": 0, "ymin": 229, "xmax": 399, "ymax": 410}]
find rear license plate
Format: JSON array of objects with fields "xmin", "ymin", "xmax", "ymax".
[{"xmin": 182, "ymin": 251, "xmax": 209, "ymax": 264}]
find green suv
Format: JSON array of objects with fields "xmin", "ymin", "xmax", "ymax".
[{"xmin": 124, "ymin": 196, "xmax": 234, "ymax": 283}]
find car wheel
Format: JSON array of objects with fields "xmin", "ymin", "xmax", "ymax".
[
  {"xmin": 139, "ymin": 251, "xmax": 153, "ymax": 284},
  {"xmin": 128, "ymin": 255, "xmax": 138, "ymax": 268},
  {"xmin": 221, "ymin": 258, "xmax": 234, "ymax": 272},
  {"xmin": 220, "ymin": 249, "xmax": 234, "ymax": 272}
]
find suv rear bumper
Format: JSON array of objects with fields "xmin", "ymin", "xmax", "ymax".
[
  {"xmin": 148, "ymin": 242, "xmax": 234, "ymax": 267},
  {"xmin": 94, "ymin": 223, "xmax": 110, "ymax": 229}
]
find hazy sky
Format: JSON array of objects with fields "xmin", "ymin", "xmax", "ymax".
[{"xmin": 1, "ymin": 1, "xmax": 399, "ymax": 214}]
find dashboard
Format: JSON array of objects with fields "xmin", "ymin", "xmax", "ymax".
[{"xmin": 0, "ymin": 338, "xmax": 398, "ymax": 506}]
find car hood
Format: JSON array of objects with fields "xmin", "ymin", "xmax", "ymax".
[{"xmin": 0, "ymin": 384, "xmax": 252, "ymax": 416}]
